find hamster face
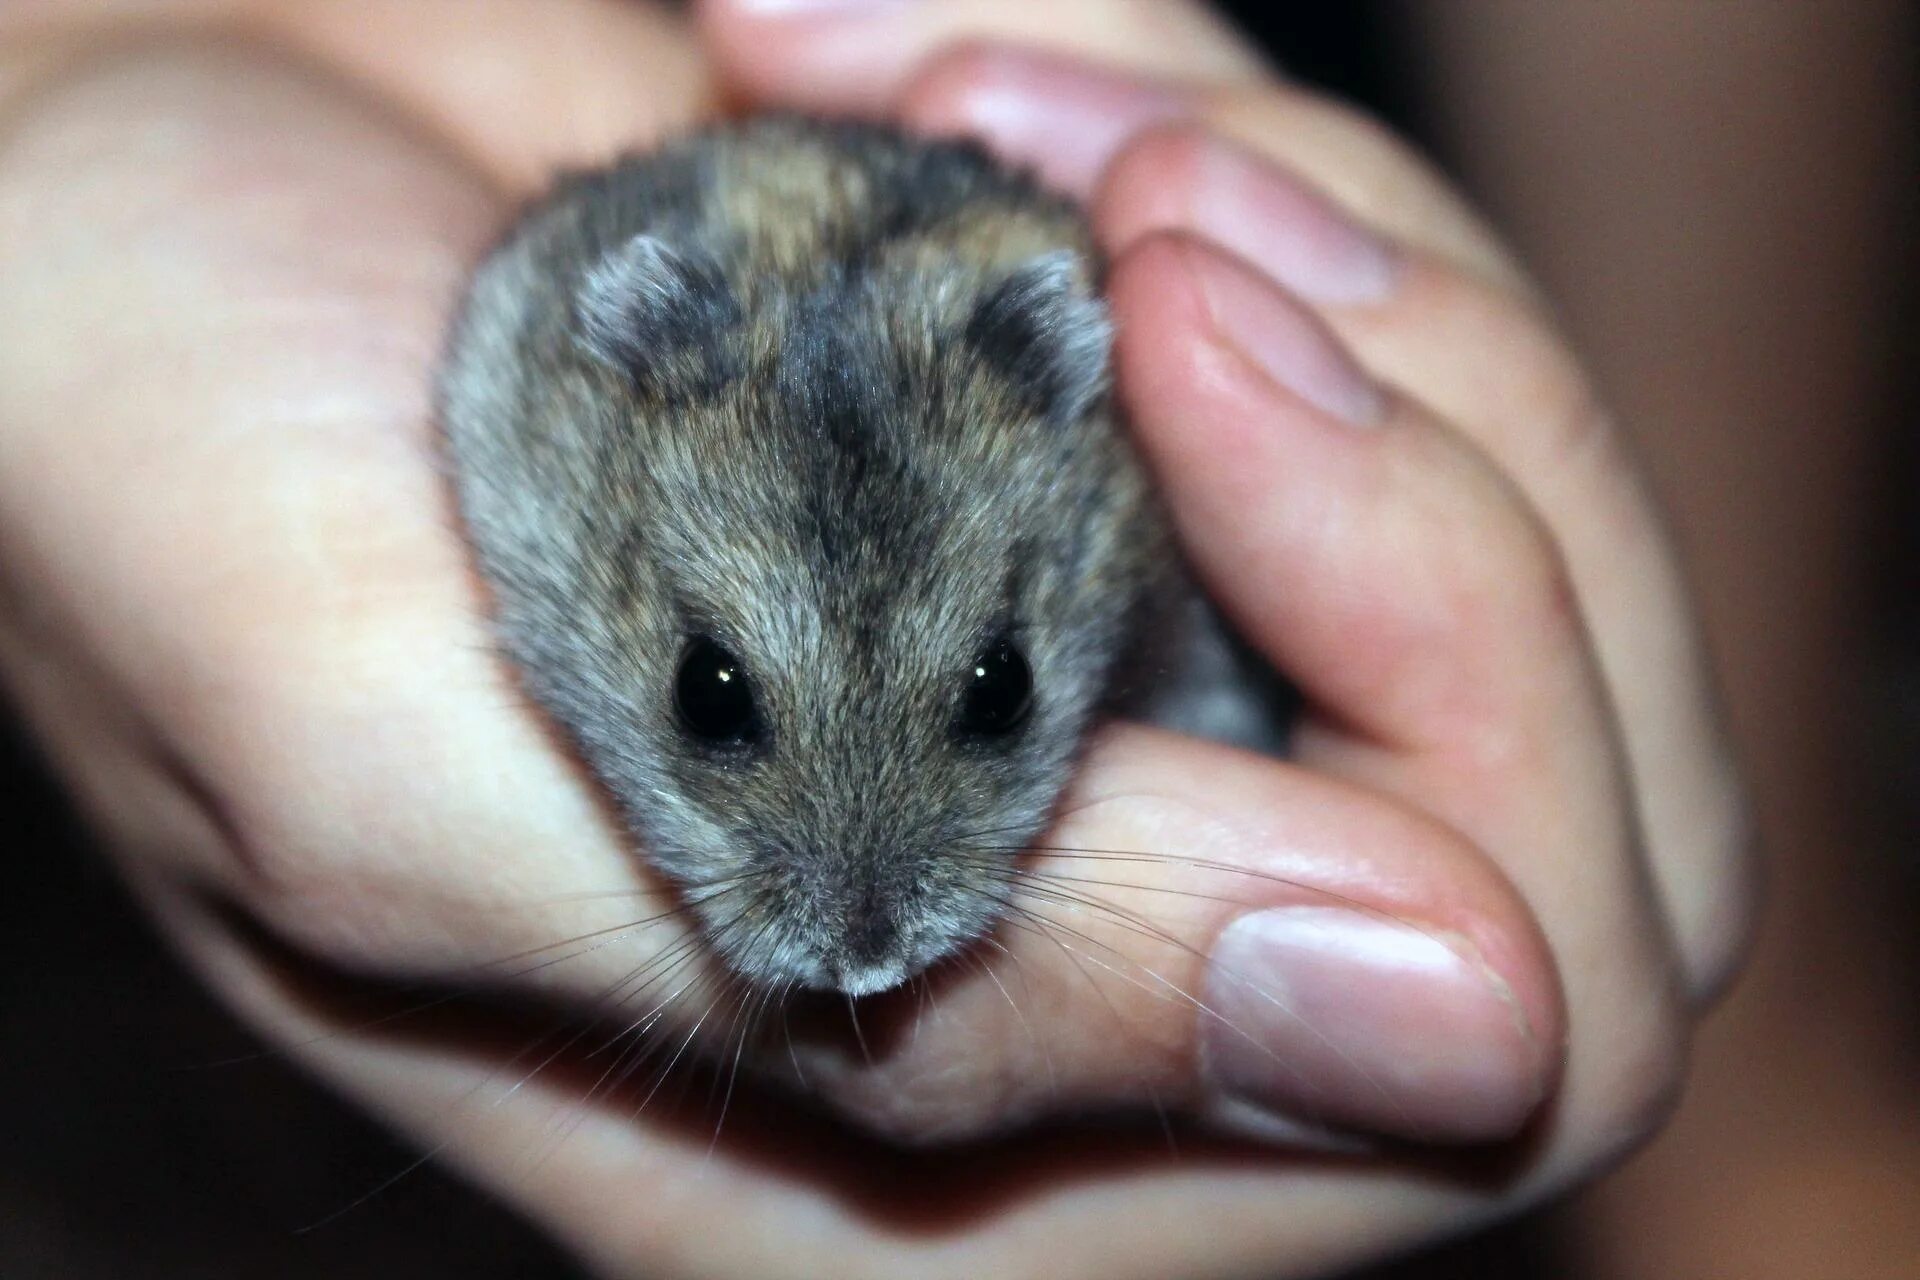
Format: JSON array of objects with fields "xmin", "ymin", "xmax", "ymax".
[
  {"xmin": 442, "ymin": 125, "xmax": 1168, "ymax": 997},
  {"xmin": 629, "ymin": 470, "xmax": 1096, "ymax": 996},
  {"xmin": 568, "ymin": 257, "xmax": 1152, "ymax": 996}
]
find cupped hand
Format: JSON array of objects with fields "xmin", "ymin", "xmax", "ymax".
[{"xmin": 0, "ymin": 3, "xmax": 1751, "ymax": 1278}]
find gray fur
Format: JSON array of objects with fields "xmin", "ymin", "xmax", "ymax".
[
  {"xmin": 439, "ymin": 117, "xmax": 1246, "ymax": 997},
  {"xmin": 575, "ymin": 233, "xmax": 741, "ymax": 385},
  {"xmin": 965, "ymin": 250, "xmax": 1113, "ymax": 425}
]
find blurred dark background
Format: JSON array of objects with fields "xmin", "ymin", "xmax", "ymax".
[{"xmin": 3, "ymin": 4, "xmax": 1915, "ymax": 1278}]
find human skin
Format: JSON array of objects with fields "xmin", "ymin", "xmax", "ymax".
[
  {"xmin": 1408, "ymin": 4, "xmax": 1920, "ymax": 1276},
  {"xmin": 0, "ymin": 3, "xmax": 1750, "ymax": 1278}
]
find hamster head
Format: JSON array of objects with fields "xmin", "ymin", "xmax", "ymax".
[{"xmin": 450, "ymin": 230, "xmax": 1166, "ymax": 998}]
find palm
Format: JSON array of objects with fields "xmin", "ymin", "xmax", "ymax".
[
  {"xmin": 0, "ymin": 4, "xmax": 1745, "ymax": 1279},
  {"xmin": 0, "ymin": 24, "xmax": 1345, "ymax": 1278}
]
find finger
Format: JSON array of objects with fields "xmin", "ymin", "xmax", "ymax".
[
  {"xmin": 0, "ymin": 37, "xmax": 1628, "ymax": 1279},
  {"xmin": 1094, "ymin": 124, "xmax": 1751, "ymax": 1000},
  {"xmin": 897, "ymin": 46, "xmax": 1749, "ymax": 998},
  {"xmin": 694, "ymin": 0, "xmax": 1266, "ymax": 116},
  {"xmin": 159, "ymin": 725, "xmax": 1570, "ymax": 1280},
  {"xmin": 1109, "ymin": 234, "xmax": 1686, "ymax": 1159},
  {"xmin": 0, "ymin": 37, "xmax": 658, "ymax": 976},
  {"xmin": 0, "ymin": 0, "xmax": 713, "ymax": 193},
  {"xmin": 896, "ymin": 42, "xmax": 1524, "ymax": 287},
  {"xmin": 0, "ymin": 35, "xmax": 1566, "ymax": 1159},
  {"xmin": 782, "ymin": 726, "xmax": 1565, "ymax": 1148}
]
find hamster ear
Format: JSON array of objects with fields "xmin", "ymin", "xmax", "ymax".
[
  {"xmin": 575, "ymin": 233, "xmax": 742, "ymax": 384},
  {"xmin": 966, "ymin": 251, "xmax": 1113, "ymax": 424}
]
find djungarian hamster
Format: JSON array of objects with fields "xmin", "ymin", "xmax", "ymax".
[{"xmin": 440, "ymin": 117, "xmax": 1266, "ymax": 1000}]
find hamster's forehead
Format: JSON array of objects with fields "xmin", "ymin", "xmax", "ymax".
[
  {"xmin": 634, "ymin": 404, "xmax": 1041, "ymax": 697},
  {"xmin": 616, "ymin": 270, "xmax": 1089, "ymax": 630}
]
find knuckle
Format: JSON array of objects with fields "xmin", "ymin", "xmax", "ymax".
[
  {"xmin": 1508, "ymin": 515, "xmax": 1584, "ymax": 641},
  {"xmin": 1526, "ymin": 355, "xmax": 1633, "ymax": 504},
  {"xmin": 1106, "ymin": 117, "xmax": 1211, "ymax": 185},
  {"xmin": 1094, "ymin": 121, "xmax": 1209, "ymax": 234},
  {"xmin": 1207, "ymin": 80, "xmax": 1401, "ymax": 162},
  {"xmin": 1438, "ymin": 466, "xmax": 1583, "ymax": 648},
  {"xmin": 897, "ymin": 39, "xmax": 1016, "ymax": 123},
  {"xmin": 1202, "ymin": 84, "xmax": 1527, "ymax": 291},
  {"xmin": 1415, "ymin": 264, "xmax": 1625, "ymax": 473},
  {"xmin": 1420, "ymin": 268, "xmax": 1668, "ymax": 567}
]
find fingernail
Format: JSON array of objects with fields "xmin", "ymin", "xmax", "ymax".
[
  {"xmin": 729, "ymin": 0, "xmax": 917, "ymax": 13},
  {"xmin": 1202, "ymin": 907, "xmax": 1549, "ymax": 1144},
  {"xmin": 907, "ymin": 49, "xmax": 1188, "ymax": 195},
  {"xmin": 1186, "ymin": 246, "xmax": 1385, "ymax": 425},
  {"xmin": 1115, "ymin": 132, "xmax": 1398, "ymax": 305}
]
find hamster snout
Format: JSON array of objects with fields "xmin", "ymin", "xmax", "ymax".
[
  {"xmin": 440, "ymin": 118, "xmax": 1185, "ymax": 997},
  {"xmin": 656, "ymin": 625, "xmax": 1047, "ymax": 994},
  {"xmin": 665, "ymin": 632, "xmax": 1044, "ymax": 995}
]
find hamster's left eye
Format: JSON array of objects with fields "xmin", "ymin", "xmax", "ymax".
[
  {"xmin": 675, "ymin": 637, "xmax": 762, "ymax": 748},
  {"xmin": 955, "ymin": 638, "xmax": 1033, "ymax": 738}
]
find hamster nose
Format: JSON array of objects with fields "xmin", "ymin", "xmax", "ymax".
[
  {"xmin": 840, "ymin": 904, "xmax": 901, "ymax": 969},
  {"xmin": 831, "ymin": 959, "xmax": 908, "ymax": 998},
  {"xmin": 828, "ymin": 898, "xmax": 909, "ymax": 996}
]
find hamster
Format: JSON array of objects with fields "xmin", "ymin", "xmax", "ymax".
[{"xmin": 439, "ymin": 117, "xmax": 1268, "ymax": 1000}]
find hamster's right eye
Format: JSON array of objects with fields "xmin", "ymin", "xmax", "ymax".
[
  {"xmin": 674, "ymin": 638, "xmax": 762, "ymax": 748},
  {"xmin": 955, "ymin": 637, "xmax": 1034, "ymax": 739}
]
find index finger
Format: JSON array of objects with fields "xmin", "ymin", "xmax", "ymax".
[{"xmin": 694, "ymin": 0, "xmax": 1266, "ymax": 114}]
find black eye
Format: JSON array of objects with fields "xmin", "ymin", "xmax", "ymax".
[
  {"xmin": 956, "ymin": 638, "xmax": 1033, "ymax": 738},
  {"xmin": 675, "ymin": 638, "xmax": 761, "ymax": 747}
]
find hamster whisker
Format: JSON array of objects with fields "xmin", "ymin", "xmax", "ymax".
[
  {"xmin": 503, "ymin": 868, "xmax": 766, "ymax": 911},
  {"xmin": 526, "ymin": 962, "xmax": 726, "ymax": 1177},
  {"xmin": 951, "ymin": 857, "xmax": 1257, "ymax": 914},
  {"xmin": 961, "ymin": 843, "xmax": 1434, "ymax": 936},
  {"xmin": 552, "ymin": 885, "xmax": 780, "ymax": 1149},
  {"xmin": 994, "ymin": 873, "xmax": 1337, "ymax": 1040},
  {"xmin": 959, "ymin": 858, "xmax": 1235, "ymax": 988},
  {"xmin": 844, "ymin": 992, "xmax": 874, "ymax": 1069},
  {"xmin": 201, "ymin": 893, "xmax": 728, "ymax": 1076},
  {"xmin": 1002, "ymin": 895, "xmax": 1196, "ymax": 1011},
  {"xmin": 997, "ymin": 895, "xmax": 1295, "ymax": 1081},
  {"xmin": 953, "ymin": 793, "xmax": 1117, "ymax": 845},
  {"xmin": 513, "ymin": 959, "xmax": 705, "ymax": 1175},
  {"xmin": 971, "ymin": 938, "xmax": 1053, "ymax": 1095},
  {"xmin": 606, "ymin": 968, "xmax": 724, "ymax": 1123},
  {"xmin": 302, "ymin": 933, "xmax": 707, "ymax": 1230},
  {"xmin": 526, "ymin": 919, "xmax": 736, "ymax": 1100},
  {"xmin": 583, "ymin": 923, "xmax": 737, "ymax": 1063},
  {"xmin": 983, "ymin": 878, "xmax": 1396, "ymax": 1115},
  {"xmin": 979, "ymin": 892, "xmax": 1135, "ymax": 1043},
  {"xmin": 710, "ymin": 978, "xmax": 782, "ymax": 1159},
  {"xmin": 966, "ymin": 849, "xmax": 1454, "ymax": 1065},
  {"xmin": 381, "ymin": 887, "xmax": 773, "ymax": 1199},
  {"xmin": 707, "ymin": 912, "xmax": 786, "ymax": 1096},
  {"xmin": 629, "ymin": 971, "xmax": 737, "ymax": 1126},
  {"xmin": 784, "ymin": 985, "xmax": 811, "ymax": 1086},
  {"xmin": 910, "ymin": 969, "xmax": 938, "ymax": 1047},
  {"xmin": 974, "ymin": 876, "xmax": 1227, "ymax": 1018}
]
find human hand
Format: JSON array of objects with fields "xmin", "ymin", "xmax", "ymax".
[{"xmin": 0, "ymin": 2, "xmax": 1751, "ymax": 1277}]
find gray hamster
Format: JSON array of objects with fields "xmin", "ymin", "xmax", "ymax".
[{"xmin": 439, "ymin": 116, "xmax": 1265, "ymax": 1000}]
